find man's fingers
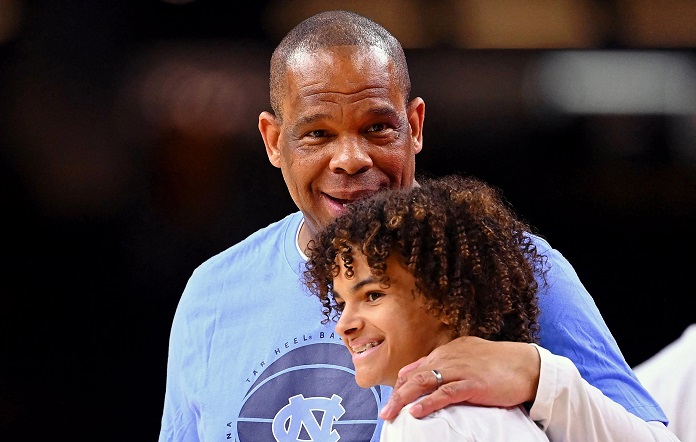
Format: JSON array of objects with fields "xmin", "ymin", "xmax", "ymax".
[
  {"xmin": 395, "ymin": 356, "xmax": 426, "ymax": 382},
  {"xmin": 408, "ymin": 382, "xmax": 465, "ymax": 418},
  {"xmin": 379, "ymin": 368, "xmax": 444, "ymax": 420}
]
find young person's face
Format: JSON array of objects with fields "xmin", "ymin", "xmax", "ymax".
[
  {"xmin": 259, "ymin": 45, "xmax": 425, "ymax": 244},
  {"xmin": 332, "ymin": 250, "xmax": 452, "ymax": 388}
]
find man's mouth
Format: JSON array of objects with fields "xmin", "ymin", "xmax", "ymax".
[
  {"xmin": 324, "ymin": 189, "xmax": 381, "ymax": 208},
  {"xmin": 322, "ymin": 194, "xmax": 355, "ymax": 210},
  {"xmin": 330, "ymin": 197, "xmax": 353, "ymax": 207}
]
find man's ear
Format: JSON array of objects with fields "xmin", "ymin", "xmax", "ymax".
[
  {"xmin": 407, "ymin": 97, "xmax": 425, "ymax": 155},
  {"xmin": 259, "ymin": 111, "xmax": 281, "ymax": 168}
]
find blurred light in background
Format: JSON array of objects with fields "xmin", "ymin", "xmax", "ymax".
[
  {"xmin": 0, "ymin": 0, "xmax": 23, "ymax": 44},
  {"xmin": 615, "ymin": 0, "xmax": 696, "ymax": 48},
  {"xmin": 530, "ymin": 51, "xmax": 696, "ymax": 115},
  {"xmin": 261, "ymin": 0, "xmax": 696, "ymax": 49}
]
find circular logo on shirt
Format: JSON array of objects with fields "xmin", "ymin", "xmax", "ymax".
[{"xmin": 235, "ymin": 342, "xmax": 383, "ymax": 441}]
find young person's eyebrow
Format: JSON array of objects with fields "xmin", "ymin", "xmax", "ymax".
[
  {"xmin": 331, "ymin": 275, "xmax": 379, "ymax": 298},
  {"xmin": 349, "ymin": 276, "xmax": 379, "ymax": 294}
]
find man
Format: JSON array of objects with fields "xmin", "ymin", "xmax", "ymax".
[{"xmin": 159, "ymin": 10, "xmax": 670, "ymax": 441}]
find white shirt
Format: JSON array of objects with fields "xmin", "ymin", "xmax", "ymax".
[
  {"xmin": 531, "ymin": 344, "xmax": 680, "ymax": 441},
  {"xmin": 381, "ymin": 344, "xmax": 681, "ymax": 441},
  {"xmin": 634, "ymin": 324, "xmax": 696, "ymax": 442},
  {"xmin": 381, "ymin": 401, "xmax": 548, "ymax": 441}
]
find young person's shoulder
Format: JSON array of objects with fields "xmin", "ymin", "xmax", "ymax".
[{"xmin": 382, "ymin": 401, "xmax": 548, "ymax": 441}]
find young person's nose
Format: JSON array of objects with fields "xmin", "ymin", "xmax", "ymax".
[
  {"xmin": 335, "ymin": 304, "xmax": 363, "ymax": 338},
  {"xmin": 329, "ymin": 138, "xmax": 373, "ymax": 175}
]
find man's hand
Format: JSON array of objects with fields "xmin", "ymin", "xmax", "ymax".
[{"xmin": 379, "ymin": 336, "xmax": 541, "ymax": 420}]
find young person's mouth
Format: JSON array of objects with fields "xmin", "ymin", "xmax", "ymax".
[{"xmin": 352, "ymin": 341, "xmax": 382, "ymax": 354}]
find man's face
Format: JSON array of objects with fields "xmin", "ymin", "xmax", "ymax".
[
  {"xmin": 260, "ymin": 45, "xmax": 424, "ymax": 243},
  {"xmin": 332, "ymin": 251, "xmax": 452, "ymax": 388}
]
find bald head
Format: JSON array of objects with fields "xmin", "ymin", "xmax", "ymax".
[{"xmin": 269, "ymin": 10, "xmax": 411, "ymax": 119}]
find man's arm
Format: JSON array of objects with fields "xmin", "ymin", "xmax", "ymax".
[
  {"xmin": 159, "ymin": 276, "xmax": 204, "ymax": 442},
  {"xmin": 379, "ymin": 339, "xmax": 679, "ymax": 441},
  {"xmin": 379, "ymin": 336, "xmax": 539, "ymax": 420}
]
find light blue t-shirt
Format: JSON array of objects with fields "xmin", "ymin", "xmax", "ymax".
[{"xmin": 158, "ymin": 211, "xmax": 666, "ymax": 442}]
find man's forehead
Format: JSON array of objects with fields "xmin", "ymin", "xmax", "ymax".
[
  {"xmin": 287, "ymin": 45, "xmax": 390, "ymax": 69},
  {"xmin": 283, "ymin": 50, "xmax": 397, "ymax": 105}
]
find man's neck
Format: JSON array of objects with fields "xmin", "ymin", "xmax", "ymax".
[{"xmin": 296, "ymin": 218, "xmax": 310, "ymax": 259}]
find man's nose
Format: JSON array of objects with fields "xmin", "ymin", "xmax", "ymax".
[{"xmin": 329, "ymin": 138, "xmax": 373, "ymax": 174}]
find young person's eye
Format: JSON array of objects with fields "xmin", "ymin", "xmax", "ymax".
[{"xmin": 366, "ymin": 292, "xmax": 384, "ymax": 302}]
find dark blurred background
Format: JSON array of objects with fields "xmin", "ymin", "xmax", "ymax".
[{"xmin": 1, "ymin": 1, "xmax": 694, "ymax": 440}]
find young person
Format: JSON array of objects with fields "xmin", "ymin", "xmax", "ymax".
[
  {"xmin": 303, "ymin": 174, "xmax": 678, "ymax": 441},
  {"xmin": 303, "ymin": 174, "xmax": 550, "ymax": 441},
  {"xmin": 159, "ymin": 10, "xmax": 671, "ymax": 441}
]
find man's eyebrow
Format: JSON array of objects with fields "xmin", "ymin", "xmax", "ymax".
[
  {"xmin": 368, "ymin": 105, "xmax": 398, "ymax": 117},
  {"xmin": 296, "ymin": 113, "xmax": 331, "ymax": 126},
  {"xmin": 295, "ymin": 105, "xmax": 397, "ymax": 127}
]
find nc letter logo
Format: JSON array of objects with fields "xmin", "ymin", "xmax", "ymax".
[{"xmin": 272, "ymin": 394, "xmax": 345, "ymax": 441}]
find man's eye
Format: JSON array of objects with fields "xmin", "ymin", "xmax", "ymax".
[
  {"xmin": 366, "ymin": 123, "xmax": 387, "ymax": 133},
  {"xmin": 307, "ymin": 129, "xmax": 329, "ymax": 138},
  {"xmin": 334, "ymin": 301, "xmax": 345, "ymax": 312}
]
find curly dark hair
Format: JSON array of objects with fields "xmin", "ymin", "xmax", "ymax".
[{"xmin": 303, "ymin": 174, "xmax": 548, "ymax": 343}]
